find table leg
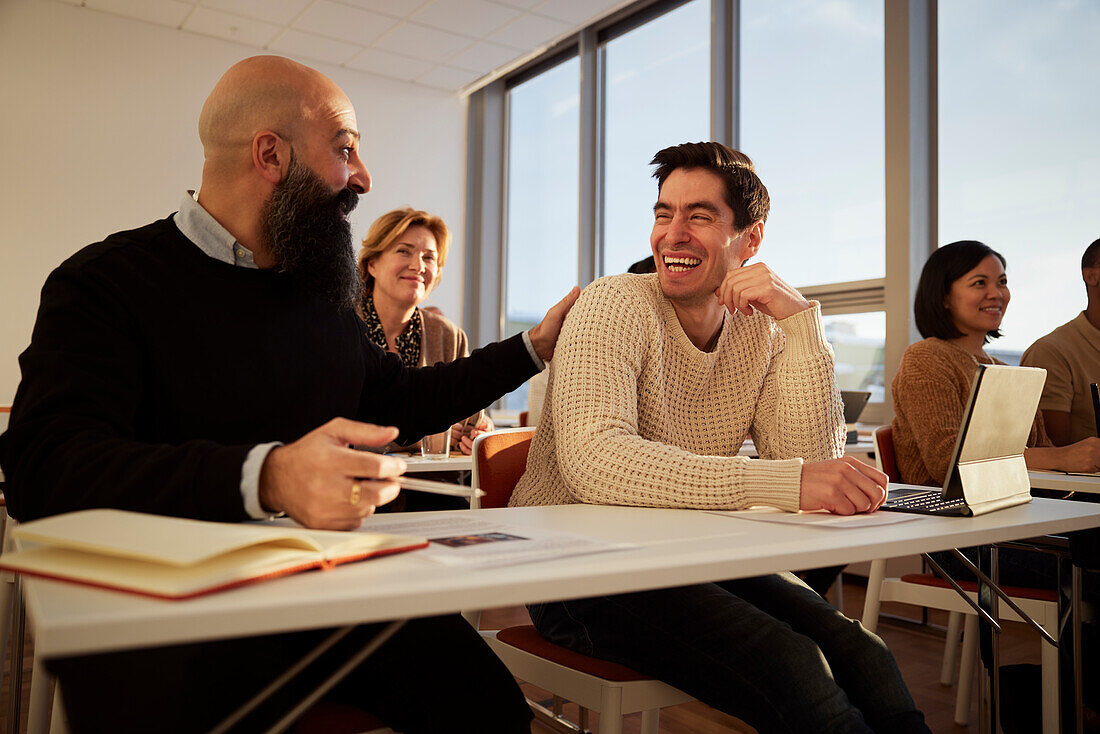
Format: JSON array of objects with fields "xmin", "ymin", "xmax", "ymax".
[
  {"xmin": 977, "ymin": 545, "xmax": 1000, "ymax": 734},
  {"xmin": 5, "ymin": 578, "xmax": 25, "ymax": 734}
]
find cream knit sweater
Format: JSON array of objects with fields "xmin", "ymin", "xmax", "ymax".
[{"xmin": 510, "ymin": 273, "xmax": 845, "ymax": 512}]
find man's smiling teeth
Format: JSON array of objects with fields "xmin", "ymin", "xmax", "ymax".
[{"xmin": 665, "ymin": 256, "xmax": 701, "ymax": 272}]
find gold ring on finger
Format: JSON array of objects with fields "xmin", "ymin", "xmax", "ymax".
[{"xmin": 349, "ymin": 481, "xmax": 361, "ymax": 506}]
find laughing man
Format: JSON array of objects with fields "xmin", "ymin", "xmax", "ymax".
[{"xmin": 510, "ymin": 142, "xmax": 930, "ymax": 733}]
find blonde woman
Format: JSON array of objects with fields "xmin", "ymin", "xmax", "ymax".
[{"xmin": 357, "ymin": 208, "xmax": 492, "ymax": 455}]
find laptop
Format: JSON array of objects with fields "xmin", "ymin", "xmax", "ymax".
[
  {"xmin": 841, "ymin": 390, "xmax": 871, "ymax": 444},
  {"xmin": 841, "ymin": 390, "xmax": 871, "ymax": 424},
  {"xmin": 881, "ymin": 363, "xmax": 1047, "ymax": 517}
]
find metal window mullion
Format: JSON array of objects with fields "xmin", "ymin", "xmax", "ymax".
[
  {"xmin": 578, "ymin": 27, "xmax": 600, "ymax": 287},
  {"xmin": 711, "ymin": 0, "xmax": 737, "ymax": 147},
  {"xmin": 884, "ymin": 0, "xmax": 937, "ymax": 418}
]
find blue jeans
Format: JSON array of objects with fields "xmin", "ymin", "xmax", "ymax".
[{"xmin": 529, "ymin": 572, "xmax": 929, "ymax": 734}]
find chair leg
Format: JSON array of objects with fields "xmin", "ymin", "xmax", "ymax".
[
  {"xmin": 955, "ymin": 615, "xmax": 979, "ymax": 725},
  {"xmin": 941, "ymin": 611, "xmax": 963, "ymax": 685},
  {"xmin": 639, "ymin": 708, "xmax": 659, "ymax": 734},
  {"xmin": 598, "ymin": 686, "xmax": 623, "ymax": 734},
  {"xmin": 1040, "ymin": 630, "xmax": 1059, "ymax": 734},
  {"xmin": 860, "ymin": 559, "xmax": 887, "ymax": 634},
  {"xmin": 27, "ymin": 653, "xmax": 52, "ymax": 734},
  {"xmin": 830, "ymin": 570, "xmax": 845, "ymax": 611},
  {"xmin": 0, "ymin": 570, "xmax": 13, "ymax": 690},
  {"xmin": 50, "ymin": 684, "xmax": 69, "ymax": 734}
]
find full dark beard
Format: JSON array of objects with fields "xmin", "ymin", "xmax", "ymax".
[{"xmin": 261, "ymin": 154, "xmax": 360, "ymax": 310}]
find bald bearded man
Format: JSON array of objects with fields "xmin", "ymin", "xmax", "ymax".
[{"xmin": 0, "ymin": 56, "xmax": 573, "ymax": 732}]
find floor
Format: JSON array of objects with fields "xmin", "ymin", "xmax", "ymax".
[{"xmin": 0, "ymin": 576, "xmax": 1064, "ymax": 733}]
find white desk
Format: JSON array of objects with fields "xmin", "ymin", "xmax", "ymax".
[
  {"xmin": 1029, "ymin": 470, "xmax": 1100, "ymax": 495},
  {"xmin": 389, "ymin": 454, "xmax": 473, "ymax": 473},
  {"xmin": 21, "ymin": 498, "xmax": 1100, "ymax": 660}
]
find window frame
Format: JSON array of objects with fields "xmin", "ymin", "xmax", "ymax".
[{"xmin": 465, "ymin": 0, "xmax": 938, "ymax": 426}]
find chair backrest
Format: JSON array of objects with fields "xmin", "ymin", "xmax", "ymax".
[
  {"xmin": 470, "ymin": 428, "xmax": 536, "ymax": 509},
  {"xmin": 518, "ymin": 410, "xmax": 529, "ymax": 427},
  {"xmin": 873, "ymin": 425, "xmax": 898, "ymax": 482}
]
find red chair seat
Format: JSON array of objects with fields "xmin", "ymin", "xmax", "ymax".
[
  {"xmin": 495, "ymin": 625, "xmax": 652, "ymax": 682},
  {"xmin": 293, "ymin": 702, "xmax": 388, "ymax": 734},
  {"xmin": 899, "ymin": 573, "xmax": 1057, "ymax": 602}
]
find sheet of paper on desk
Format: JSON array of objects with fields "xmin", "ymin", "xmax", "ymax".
[
  {"xmin": 359, "ymin": 515, "xmax": 636, "ymax": 568},
  {"xmin": 707, "ymin": 508, "xmax": 926, "ymax": 528}
]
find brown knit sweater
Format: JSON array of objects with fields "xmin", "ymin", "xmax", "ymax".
[
  {"xmin": 891, "ymin": 338, "xmax": 1050, "ymax": 486},
  {"xmin": 510, "ymin": 273, "xmax": 845, "ymax": 512}
]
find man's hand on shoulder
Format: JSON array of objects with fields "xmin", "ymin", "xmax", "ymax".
[
  {"xmin": 715, "ymin": 262, "xmax": 810, "ymax": 321},
  {"xmin": 528, "ymin": 286, "xmax": 581, "ymax": 362},
  {"xmin": 259, "ymin": 418, "xmax": 406, "ymax": 530},
  {"xmin": 799, "ymin": 457, "xmax": 888, "ymax": 515}
]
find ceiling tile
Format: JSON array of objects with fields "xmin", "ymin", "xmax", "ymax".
[
  {"xmin": 345, "ymin": 47, "xmax": 437, "ymax": 82},
  {"xmin": 84, "ymin": 0, "xmax": 194, "ymax": 28},
  {"xmin": 488, "ymin": 0, "xmax": 542, "ymax": 9},
  {"xmin": 293, "ymin": 1, "xmax": 399, "ymax": 46},
  {"xmin": 339, "ymin": 0, "xmax": 427, "ymax": 20},
  {"xmin": 533, "ymin": 0, "xmax": 624, "ymax": 26},
  {"xmin": 488, "ymin": 12, "xmax": 571, "ymax": 51},
  {"xmin": 415, "ymin": 64, "xmax": 483, "ymax": 92},
  {"xmin": 267, "ymin": 28, "xmax": 363, "ymax": 65},
  {"xmin": 373, "ymin": 22, "xmax": 472, "ymax": 64},
  {"xmin": 411, "ymin": 0, "xmax": 519, "ymax": 39},
  {"xmin": 183, "ymin": 5, "xmax": 283, "ymax": 46},
  {"xmin": 198, "ymin": 0, "xmax": 313, "ymax": 27},
  {"xmin": 447, "ymin": 40, "xmax": 521, "ymax": 74}
]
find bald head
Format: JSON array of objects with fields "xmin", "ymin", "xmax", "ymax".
[{"xmin": 199, "ymin": 55, "xmax": 349, "ymax": 160}]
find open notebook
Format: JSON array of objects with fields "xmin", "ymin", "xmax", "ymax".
[
  {"xmin": 0, "ymin": 509, "xmax": 428, "ymax": 600},
  {"xmin": 882, "ymin": 363, "xmax": 1047, "ymax": 517}
]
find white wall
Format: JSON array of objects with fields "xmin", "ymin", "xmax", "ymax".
[{"xmin": 0, "ymin": 0, "xmax": 468, "ymax": 404}]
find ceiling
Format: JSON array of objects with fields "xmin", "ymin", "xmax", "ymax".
[{"xmin": 51, "ymin": 0, "xmax": 633, "ymax": 93}]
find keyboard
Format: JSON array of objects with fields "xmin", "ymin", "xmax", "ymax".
[{"xmin": 883, "ymin": 490, "xmax": 967, "ymax": 514}]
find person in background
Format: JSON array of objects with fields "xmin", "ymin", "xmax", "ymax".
[
  {"xmin": 356, "ymin": 208, "xmax": 493, "ymax": 457},
  {"xmin": 1020, "ymin": 237, "xmax": 1100, "ymax": 445},
  {"xmin": 892, "ymin": 240, "xmax": 1100, "ymax": 493},
  {"xmin": 626, "ymin": 254, "xmax": 657, "ymax": 274}
]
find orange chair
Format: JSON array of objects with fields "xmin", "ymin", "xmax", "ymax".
[
  {"xmin": 518, "ymin": 410, "xmax": 529, "ymax": 428},
  {"xmin": 469, "ymin": 428, "xmax": 694, "ymax": 734},
  {"xmin": 873, "ymin": 424, "xmax": 898, "ymax": 481}
]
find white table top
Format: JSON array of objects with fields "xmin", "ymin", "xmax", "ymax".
[
  {"xmin": 21, "ymin": 498, "xmax": 1100, "ymax": 660},
  {"xmin": 1029, "ymin": 470, "xmax": 1100, "ymax": 494},
  {"xmin": 390, "ymin": 454, "xmax": 473, "ymax": 473}
]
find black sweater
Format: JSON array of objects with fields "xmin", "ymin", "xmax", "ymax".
[{"xmin": 0, "ymin": 217, "xmax": 536, "ymax": 522}]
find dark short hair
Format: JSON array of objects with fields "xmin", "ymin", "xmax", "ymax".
[
  {"xmin": 1082, "ymin": 238, "xmax": 1100, "ymax": 270},
  {"xmin": 626, "ymin": 256, "xmax": 656, "ymax": 274},
  {"xmin": 650, "ymin": 142, "xmax": 770, "ymax": 229},
  {"xmin": 914, "ymin": 240, "xmax": 1007, "ymax": 343}
]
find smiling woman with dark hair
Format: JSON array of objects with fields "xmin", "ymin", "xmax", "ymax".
[{"xmin": 892, "ymin": 240, "xmax": 1100, "ymax": 488}]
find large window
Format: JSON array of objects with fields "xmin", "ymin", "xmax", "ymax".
[
  {"xmin": 939, "ymin": 0, "xmax": 1100, "ymax": 361},
  {"xmin": 740, "ymin": 0, "xmax": 886, "ymax": 409},
  {"xmin": 503, "ymin": 56, "xmax": 580, "ymax": 409},
  {"xmin": 739, "ymin": 0, "xmax": 885, "ymax": 288},
  {"xmin": 601, "ymin": 0, "xmax": 710, "ymax": 277},
  {"xmin": 505, "ymin": 56, "xmax": 581, "ymax": 338}
]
